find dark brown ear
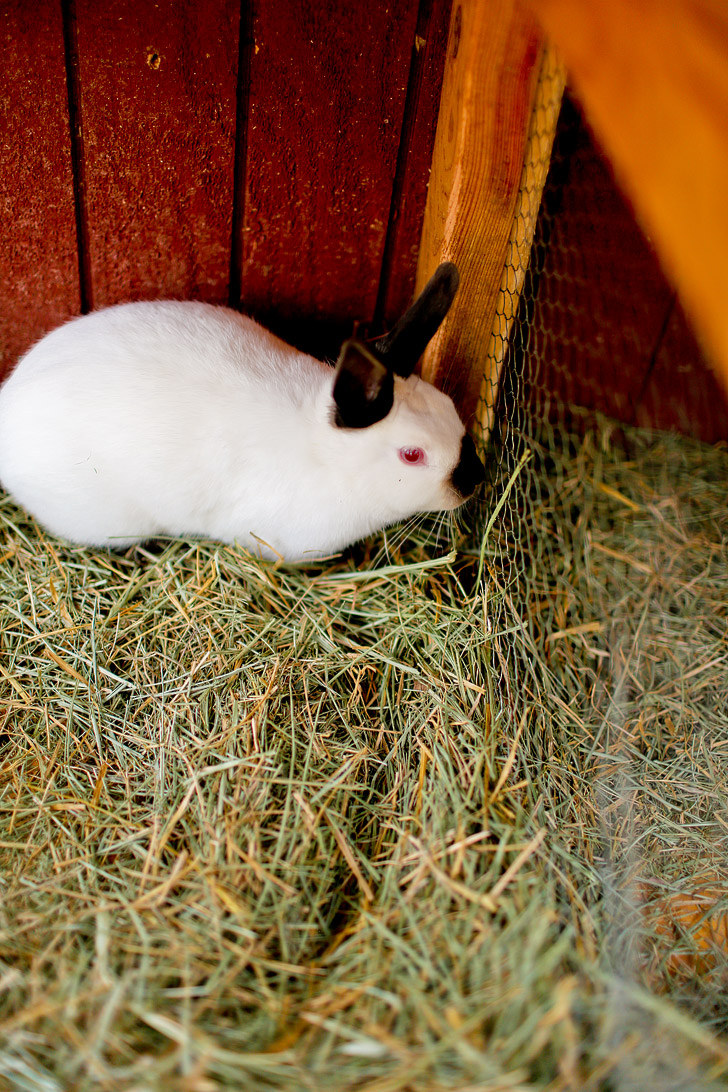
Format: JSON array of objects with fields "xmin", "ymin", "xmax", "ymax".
[
  {"xmin": 332, "ymin": 340, "xmax": 395, "ymax": 429},
  {"xmin": 373, "ymin": 262, "xmax": 459, "ymax": 377}
]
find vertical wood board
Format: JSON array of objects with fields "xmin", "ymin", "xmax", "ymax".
[
  {"xmin": 373, "ymin": 0, "xmax": 453, "ymax": 332},
  {"xmin": 0, "ymin": 0, "xmax": 80, "ymax": 378},
  {"xmin": 237, "ymin": 0, "xmax": 422, "ymax": 359},
  {"xmin": 72, "ymin": 0, "xmax": 240, "ymax": 308}
]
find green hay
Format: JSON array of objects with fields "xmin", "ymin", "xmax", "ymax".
[{"xmin": 0, "ymin": 420, "xmax": 727, "ymax": 1091}]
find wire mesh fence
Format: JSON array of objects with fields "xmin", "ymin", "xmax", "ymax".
[{"xmin": 474, "ymin": 65, "xmax": 728, "ymax": 1087}]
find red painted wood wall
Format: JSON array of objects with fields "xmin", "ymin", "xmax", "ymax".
[
  {"xmin": 0, "ymin": 0, "xmax": 451, "ymax": 371},
  {"xmin": 1, "ymin": 2, "xmax": 726, "ymax": 442}
]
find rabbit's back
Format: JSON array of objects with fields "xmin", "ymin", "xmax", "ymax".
[
  {"xmin": 0, "ymin": 265, "xmax": 484, "ymax": 560},
  {"xmin": 8, "ymin": 301, "xmax": 320, "ymax": 395},
  {"xmin": 0, "ymin": 301, "xmax": 329, "ymax": 549}
]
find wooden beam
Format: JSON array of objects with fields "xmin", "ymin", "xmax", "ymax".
[
  {"xmin": 525, "ymin": 0, "xmax": 728, "ymax": 396},
  {"xmin": 416, "ymin": 0, "xmax": 555, "ymax": 429}
]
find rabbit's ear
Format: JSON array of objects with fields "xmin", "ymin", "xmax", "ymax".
[
  {"xmin": 332, "ymin": 340, "xmax": 395, "ymax": 429},
  {"xmin": 373, "ymin": 262, "xmax": 459, "ymax": 378}
]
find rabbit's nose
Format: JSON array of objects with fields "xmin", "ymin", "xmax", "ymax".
[{"xmin": 451, "ymin": 432, "xmax": 486, "ymax": 499}]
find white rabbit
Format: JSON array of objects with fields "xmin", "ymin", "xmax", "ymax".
[{"xmin": 0, "ymin": 263, "xmax": 484, "ymax": 561}]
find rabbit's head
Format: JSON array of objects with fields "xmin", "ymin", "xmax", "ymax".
[{"xmin": 323, "ymin": 263, "xmax": 485, "ymax": 531}]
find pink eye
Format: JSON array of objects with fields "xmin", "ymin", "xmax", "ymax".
[{"xmin": 398, "ymin": 446, "xmax": 426, "ymax": 466}]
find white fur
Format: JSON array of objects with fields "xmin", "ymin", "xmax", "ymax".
[{"xmin": 0, "ymin": 301, "xmax": 468, "ymax": 561}]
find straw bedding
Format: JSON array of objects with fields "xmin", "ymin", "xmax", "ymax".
[{"xmin": 0, "ymin": 418, "xmax": 726, "ymax": 1090}]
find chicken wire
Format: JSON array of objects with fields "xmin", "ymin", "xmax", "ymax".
[{"xmin": 472, "ymin": 57, "xmax": 728, "ymax": 1073}]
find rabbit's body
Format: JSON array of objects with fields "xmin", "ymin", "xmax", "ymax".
[
  {"xmin": 0, "ymin": 303, "xmax": 333, "ymax": 556},
  {"xmin": 0, "ymin": 275, "xmax": 484, "ymax": 561}
]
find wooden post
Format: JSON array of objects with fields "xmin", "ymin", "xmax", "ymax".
[
  {"xmin": 476, "ymin": 45, "xmax": 565, "ymax": 442},
  {"xmin": 416, "ymin": 0, "xmax": 561, "ymax": 432}
]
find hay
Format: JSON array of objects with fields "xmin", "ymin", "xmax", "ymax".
[{"xmin": 0, "ymin": 419, "xmax": 727, "ymax": 1090}]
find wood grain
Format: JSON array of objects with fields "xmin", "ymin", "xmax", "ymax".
[
  {"xmin": 0, "ymin": 0, "xmax": 80, "ymax": 378},
  {"xmin": 72, "ymin": 0, "xmax": 239, "ymax": 308},
  {"xmin": 416, "ymin": 0, "xmax": 545, "ymax": 425},
  {"xmin": 236, "ymin": 0, "xmax": 422, "ymax": 360},
  {"xmin": 475, "ymin": 43, "xmax": 565, "ymax": 442},
  {"xmin": 526, "ymin": 0, "xmax": 728, "ymax": 397}
]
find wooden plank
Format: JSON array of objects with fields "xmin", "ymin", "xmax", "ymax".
[
  {"xmin": 72, "ymin": 0, "xmax": 239, "ymax": 308},
  {"xmin": 236, "ymin": 0, "xmax": 421, "ymax": 361},
  {"xmin": 416, "ymin": 0, "xmax": 546, "ymax": 426},
  {"xmin": 0, "ymin": 0, "xmax": 79, "ymax": 379},
  {"xmin": 525, "ymin": 0, "xmax": 728, "ymax": 397},
  {"xmin": 374, "ymin": 0, "xmax": 453, "ymax": 331}
]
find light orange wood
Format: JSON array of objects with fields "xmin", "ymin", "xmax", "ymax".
[
  {"xmin": 526, "ymin": 0, "xmax": 728, "ymax": 396},
  {"xmin": 476, "ymin": 45, "xmax": 565, "ymax": 441},
  {"xmin": 416, "ymin": 0, "xmax": 546, "ymax": 426}
]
